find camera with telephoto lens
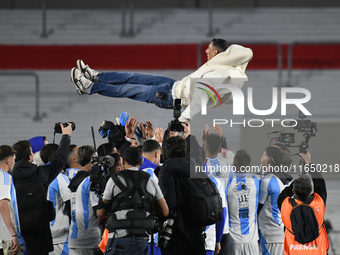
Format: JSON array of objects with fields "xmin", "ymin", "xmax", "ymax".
[
  {"xmin": 157, "ymin": 212, "xmax": 177, "ymax": 249},
  {"xmin": 168, "ymin": 99, "xmax": 184, "ymax": 132},
  {"xmin": 54, "ymin": 122, "xmax": 76, "ymax": 134},
  {"xmin": 90, "ymin": 156, "xmax": 115, "ymax": 195}
]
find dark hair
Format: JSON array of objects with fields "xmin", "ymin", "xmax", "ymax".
[
  {"xmin": 273, "ymin": 143, "xmax": 289, "ymax": 152},
  {"xmin": 265, "ymin": 147, "xmax": 283, "ymax": 167},
  {"xmin": 40, "ymin": 144, "xmax": 59, "ymax": 164},
  {"xmin": 13, "ymin": 140, "xmax": 31, "ymax": 162},
  {"xmin": 211, "ymin": 38, "xmax": 228, "ymax": 52},
  {"xmin": 122, "ymin": 147, "xmax": 142, "ymax": 166},
  {"xmin": 69, "ymin": 144, "xmax": 77, "ymax": 152},
  {"xmin": 293, "ymin": 175, "xmax": 312, "ymax": 201},
  {"xmin": 142, "ymin": 140, "xmax": 161, "ymax": 153},
  {"xmin": 273, "ymin": 143, "xmax": 293, "ymax": 167},
  {"xmin": 97, "ymin": 142, "xmax": 116, "ymax": 157},
  {"xmin": 164, "ymin": 136, "xmax": 187, "ymax": 160},
  {"xmin": 0, "ymin": 145, "xmax": 16, "ymax": 161},
  {"xmin": 78, "ymin": 145, "xmax": 96, "ymax": 166},
  {"xmin": 233, "ymin": 149, "xmax": 251, "ymax": 171},
  {"xmin": 66, "ymin": 144, "xmax": 78, "ymax": 166},
  {"xmin": 108, "ymin": 153, "xmax": 122, "ymax": 173},
  {"xmin": 205, "ymin": 133, "xmax": 222, "ymax": 156}
]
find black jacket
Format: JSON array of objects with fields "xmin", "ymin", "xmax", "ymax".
[
  {"xmin": 12, "ymin": 134, "xmax": 70, "ymax": 191},
  {"xmin": 156, "ymin": 135, "xmax": 205, "ymax": 233},
  {"xmin": 12, "ymin": 134, "xmax": 70, "ymax": 255}
]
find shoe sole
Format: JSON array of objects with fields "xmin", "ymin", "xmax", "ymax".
[
  {"xmin": 76, "ymin": 59, "xmax": 86, "ymax": 74},
  {"xmin": 77, "ymin": 59, "xmax": 95, "ymax": 81},
  {"xmin": 70, "ymin": 67, "xmax": 84, "ymax": 95}
]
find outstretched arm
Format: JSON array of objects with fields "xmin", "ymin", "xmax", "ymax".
[
  {"xmin": 278, "ymin": 182, "xmax": 294, "ymax": 211},
  {"xmin": 300, "ymin": 151, "xmax": 327, "ymax": 204},
  {"xmin": 41, "ymin": 123, "xmax": 72, "ymax": 187}
]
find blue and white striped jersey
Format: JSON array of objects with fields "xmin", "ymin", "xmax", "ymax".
[
  {"xmin": 0, "ymin": 169, "xmax": 24, "ymax": 248},
  {"xmin": 48, "ymin": 173, "xmax": 71, "ymax": 245},
  {"xmin": 205, "ymin": 156, "xmax": 233, "ymax": 235},
  {"xmin": 227, "ymin": 173, "xmax": 260, "ymax": 244},
  {"xmin": 258, "ymin": 173, "xmax": 285, "ymax": 244},
  {"xmin": 68, "ymin": 176, "xmax": 101, "ymax": 249},
  {"xmin": 140, "ymin": 156, "xmax": 160, "ymax": 247},
  {"xmin": 66, "ymin": 168, "xmax": 80, "ymax": 181},
  {"xmin": 204, "ymin": 174, "xmax": 227, "ymax": 251}
]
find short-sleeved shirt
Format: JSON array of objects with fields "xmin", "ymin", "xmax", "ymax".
[
  {"xmin": 68, "ymin": 176, "xmax": 101, "ymax": 249},
  {"xmin": 48, "ymin": 172, "xmax": 71, "ymax": 244},
  {"xmin": 0, "ymin": 169, "xmax": 24, "ymax": 248},
  {"xmin": 258, "ymin": 173, "xmax": 285, "ymax": 244},
  {"xmin": 227, "ymin": 173, "xmax": 260, "ymax": 244},
  {"xmin": 103, "ymin": 167, "xmax": 164, "ymax": 238}
]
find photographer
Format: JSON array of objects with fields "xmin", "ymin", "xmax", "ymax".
[
  {"xmin": 156, "ymin": 132, "xmax": 206, "ymax": 255},
  {"xmin": 96, "ymin": 147, "xmax": 168, "ymax": 255},
  {"xmin": 12, "ymin": 123, "xmax": 73, "ymax": 255},
  {"xmin": 278, "ymin": 150, "xmax": 329, "ymax": 255},
  {"xmin": 68, "ymin": 145, "xmax": 101, "ymax": 255}
]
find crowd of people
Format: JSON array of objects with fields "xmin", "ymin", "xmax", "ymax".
[
  {"xmin": 0, "ymin": 38, "xmax": 329, "ymax": 255},
  {"xmin": 0, "ymin": 113, "xmax": 330, "ymax": 255}
]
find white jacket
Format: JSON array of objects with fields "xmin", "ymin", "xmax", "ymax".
[{"xmin": 174, "ymin": 44, "xmax": 253, "ymax": 122}]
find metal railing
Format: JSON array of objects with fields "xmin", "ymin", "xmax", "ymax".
[
  {"xmin": 120, "ymin": 0, "xmax": 137, "ymax": 37},
  {"xmin": 0, "ymin": 71, "xmax": 42, "ymax": 122},
  {"xmin": 197, "ymin": 41, "xmax": 283, "ymax": 86},
  {"xmin": 206, "ymin": 0, "xmax": 219, "ymax": 36},
  {"xmin": 40, "ymin": 0, "xmax": 53, "ymax": 38}
]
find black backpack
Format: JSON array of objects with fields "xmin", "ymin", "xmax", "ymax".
[
  {"xmin": 106, "ymin": 170, "xmax": 157, "ymax": 235},
  {"xmin": 15, "ymin": 170, "xmax": 55, "ymax": 235},
  {"xmin": 176, "ymin": 171, "xmax": 223, "ymax": 227},
  {"xmin": 289, "ymin": 195, "xmax": 320, "ymax": 244}
]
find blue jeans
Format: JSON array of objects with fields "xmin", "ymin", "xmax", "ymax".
[
  {"xmin": 105, "ymin": 236, "xmax": 149, "ymax": 255},
  {"xmin": 90, "ymin": 72, "xmax": 175, "ymax": 109}
]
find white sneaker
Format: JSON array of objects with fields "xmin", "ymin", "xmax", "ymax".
[
  {"xmin": 70, "ymin": 68, "xmax": 92, "ymax": 95},
  {"xmin": 76, "ymin": 59, "xmax": 99, "ymax": 81}
]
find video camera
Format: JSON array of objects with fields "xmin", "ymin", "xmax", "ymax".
[
  {"xmin": 286, "ymin": 111, "xmax": 317, "ymax": 133},
  {"xmin": 270, "ymin": 110, "xmax": 317, "ymax": 156},
  {"xmin": 90, "ymin": 155, "xmax": 115, "ymax": 195},
  {"xmin": 168, "ymin": 99, "xmax": 184, "ymax": 132}
]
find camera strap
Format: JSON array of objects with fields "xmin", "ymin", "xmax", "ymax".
[
  {"xmin": 104, "ymin": 232, "xmax": 116, "ymax": 254},
  {"xmin": 52, "ymin": 131, "xmax": 56, "ymax": 144},
  {"xmin": 150, "ymin": 231, "xmax": 154, "ymax": 255}
]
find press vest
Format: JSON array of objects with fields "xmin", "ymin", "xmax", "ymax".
[{"xmin": 281, "ymin": 193, "xmax": 329, "ymax": 255}]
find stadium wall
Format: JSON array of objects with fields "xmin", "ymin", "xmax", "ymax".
[{"xmin": 1, "ymin": 44, "xmax": 340, "ymax": 70}]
